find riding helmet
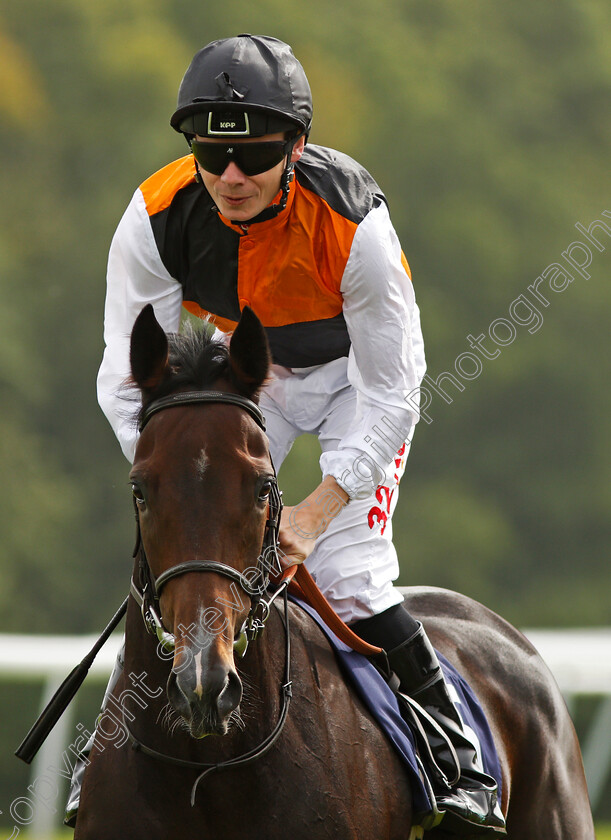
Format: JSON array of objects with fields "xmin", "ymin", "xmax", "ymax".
[{"xmin": 170, "ymin": 34, "xmax": 313, "ymax": 139}]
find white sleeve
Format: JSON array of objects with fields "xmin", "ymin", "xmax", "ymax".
[
  {"xmin": 96, "ymin": 188, "xmax": 183, "ymax": 463},
  {"xmin": 319, "ymin": 202, "xmax": 426, "ymax": 499}
]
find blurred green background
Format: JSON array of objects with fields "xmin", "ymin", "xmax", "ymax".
[{"xmin": 1, "ymin": 0, "xmax": 609, "ymax": 829}]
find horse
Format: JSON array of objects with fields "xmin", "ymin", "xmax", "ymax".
[{"xmin": 74, "ymin": 304, "xmax": 594, "ymax": 840}]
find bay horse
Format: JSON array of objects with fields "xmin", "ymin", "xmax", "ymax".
[{"xmin": 74, "ymin": 304, "xmax": 594, "ymax": 839}]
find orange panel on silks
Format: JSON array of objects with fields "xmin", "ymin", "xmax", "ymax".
[{"xmin": 140, "ymin": 145, "xmax": 409, "ymax": 367}]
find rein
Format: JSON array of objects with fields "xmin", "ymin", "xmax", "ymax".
[
  {"xmin": 15, "ymin": 388, "xmax": 381, "ymax": 770},
  {"xmin": 126, "ymin": 388, "xmax": 383, "ymax": 801},
  {"xmin": 125, "ymin": 581, "xmax": 294, "ymax": 806},
  {"xmin": 127, "ymin": 389, "xmax": 292, "ymax": 800}
]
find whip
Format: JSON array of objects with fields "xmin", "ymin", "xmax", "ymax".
[{"xmin": 14, "ymin": 597, "xmax": 128, "ymax": 764}]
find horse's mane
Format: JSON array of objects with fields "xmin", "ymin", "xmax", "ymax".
[{"xmin": 137, "ymin": 324, "xmax": 231, "ymax": 421}]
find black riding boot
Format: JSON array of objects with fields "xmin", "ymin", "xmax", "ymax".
[
  {"xmin": 64, "ymin": 644, "xmax": 125, "ymax": 827},
  {"xmin": 353, "ymin": 607, "xmax": 506, "ymax": 837}
]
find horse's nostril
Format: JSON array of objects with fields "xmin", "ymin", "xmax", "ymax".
[
  {"xmin": 204, "ymin": 663, "xmax": 242, "ymax": 719},
  {"xmin": 217, "ymin": 669, "xmax": 242, "ymax": 718},
  {"xmin": 167, "ymin": 670, "xmax": 189, "ymax": 718}
]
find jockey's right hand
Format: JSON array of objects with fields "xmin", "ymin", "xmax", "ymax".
[{"xmin": 277, "ymin": 476, "xmax": 349, "ymax": 571}]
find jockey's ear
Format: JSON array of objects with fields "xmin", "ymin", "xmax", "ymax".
[
  {"xmin": 229, "ymin": 306, "xmax": 271, "ymax": 400},
  {"xmin": 130, "ymin": 304, "xmax": 170, "ymax": 394}
]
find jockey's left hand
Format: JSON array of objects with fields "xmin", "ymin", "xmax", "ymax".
[{"xmin": 277, "ymin": 476, "xmax": 349, "ymax": 571}]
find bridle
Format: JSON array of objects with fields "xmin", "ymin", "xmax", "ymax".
[
  {"xmin": 126, "ymin": 389, "xmax": 293, "ymax": 803},
  {"xmin": 130, "ymin": 389, "xmax": 282, "ymax": 654}
]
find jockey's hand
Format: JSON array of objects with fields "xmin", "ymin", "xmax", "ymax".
[{"xmin": 277, "ymin": 475, "xmax": 349, "ymax": 571}]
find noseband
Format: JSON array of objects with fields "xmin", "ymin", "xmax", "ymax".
[{"xmin": 130, "ymin": 390, "xmax": 283, "ymax": 656}]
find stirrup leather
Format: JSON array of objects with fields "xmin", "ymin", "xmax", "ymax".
[{"xmin": 396, "ymin": 690, "xmax": 461, "ymax": 789}]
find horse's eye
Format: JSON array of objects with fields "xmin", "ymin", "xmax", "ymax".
[
  {"xmin": 131, "ymin": 483, "xmax": 146, "ymax": 508},
  {"xmin": 258, "ymin": 480, "xmax": 272, "ymax": 502}
]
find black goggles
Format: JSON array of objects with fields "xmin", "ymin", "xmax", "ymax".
[{"xmin": 191, "ymin": 139, "xmax": 290, "ymax": 177}]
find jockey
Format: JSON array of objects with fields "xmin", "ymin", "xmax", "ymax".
[{"xmin": 69, "ymin": 34, "xmax": 505, "ymax": 835}]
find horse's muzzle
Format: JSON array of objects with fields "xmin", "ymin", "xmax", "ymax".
[{"xmin": 168, "ymin": 645, "xmax": 243, "ymax": 737}]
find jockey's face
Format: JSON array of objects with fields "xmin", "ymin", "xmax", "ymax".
[{"xmin": 195, "ymin": 132, "xmax": 305, "ymax": 223}]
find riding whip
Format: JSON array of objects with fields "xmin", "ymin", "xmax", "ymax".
[{"xmin": 15, "ymin": 596, "xmax": 128, "ymax": 764}]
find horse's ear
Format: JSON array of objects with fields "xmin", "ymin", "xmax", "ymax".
[
  {"xmin": 229, "ymin": 307, "xmax": 271, "ymax": 399},
  {"xmin": 130, "ymin": 305, "xmax": 170, "ymax": 394}
]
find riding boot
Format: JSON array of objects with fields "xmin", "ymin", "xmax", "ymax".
[
  {"xmin": 64, "ymin": 643, "xmax": 125, "ymax": 827},
  {"xmin": 353, "ymin": 607, "xmax": 506, "ymax": 837}
]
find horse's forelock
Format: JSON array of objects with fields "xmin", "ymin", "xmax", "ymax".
[{"xmin": 137, "ymin": 325, "xmax": 230, "ymax": 418}]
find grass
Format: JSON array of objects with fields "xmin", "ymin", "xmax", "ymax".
[
  {"xmin": 7, "ymin": 824, "xmax": 611, "ymax": 838},
  {"xmin": 0, "ymin": 832, "xmax": 73, "ymax": 839}
]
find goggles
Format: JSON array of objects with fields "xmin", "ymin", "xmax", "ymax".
[{"xmin": 191, "ymin": 139, "xmax": 290, "ymax": 177}]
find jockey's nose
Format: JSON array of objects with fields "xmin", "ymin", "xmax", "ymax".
[{"xmin": 220, "ymin": 160, "xmax": 247, "ymax": 183}]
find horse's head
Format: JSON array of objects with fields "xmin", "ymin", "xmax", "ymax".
[{"xmin": 129, "ymin": 305, "xmax": 276, "ymax": 738}]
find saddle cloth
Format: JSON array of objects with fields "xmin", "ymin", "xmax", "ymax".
[{"xmin": 292, "ymin": 597, "xmax": 503, "ymax": 815}]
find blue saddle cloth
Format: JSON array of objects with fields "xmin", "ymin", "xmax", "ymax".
[{"xmin": 293, "ymin": 597, "xmax": 502, "ymax": 815}]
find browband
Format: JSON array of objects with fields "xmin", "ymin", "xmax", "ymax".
[{"xmin": 139, "ymin": 390, "xmax": 266, "ymax": 433}]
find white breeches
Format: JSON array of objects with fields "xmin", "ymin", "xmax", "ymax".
[{"xmin": 260, "ymin": 358, "xmax": 411, "ymax": 624}]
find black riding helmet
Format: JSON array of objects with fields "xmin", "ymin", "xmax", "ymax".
[
  {"xmin": 171, "ymin": 35, "xmax": 312, "ymax": 221},
  {"xmin": 171, "ymin": 34, "xmax": 312, "ymax": 137}
]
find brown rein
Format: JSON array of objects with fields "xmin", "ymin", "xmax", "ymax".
[{"xmin": 278, "ymin": 564, "xmax": 383, "ymax": 657}]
